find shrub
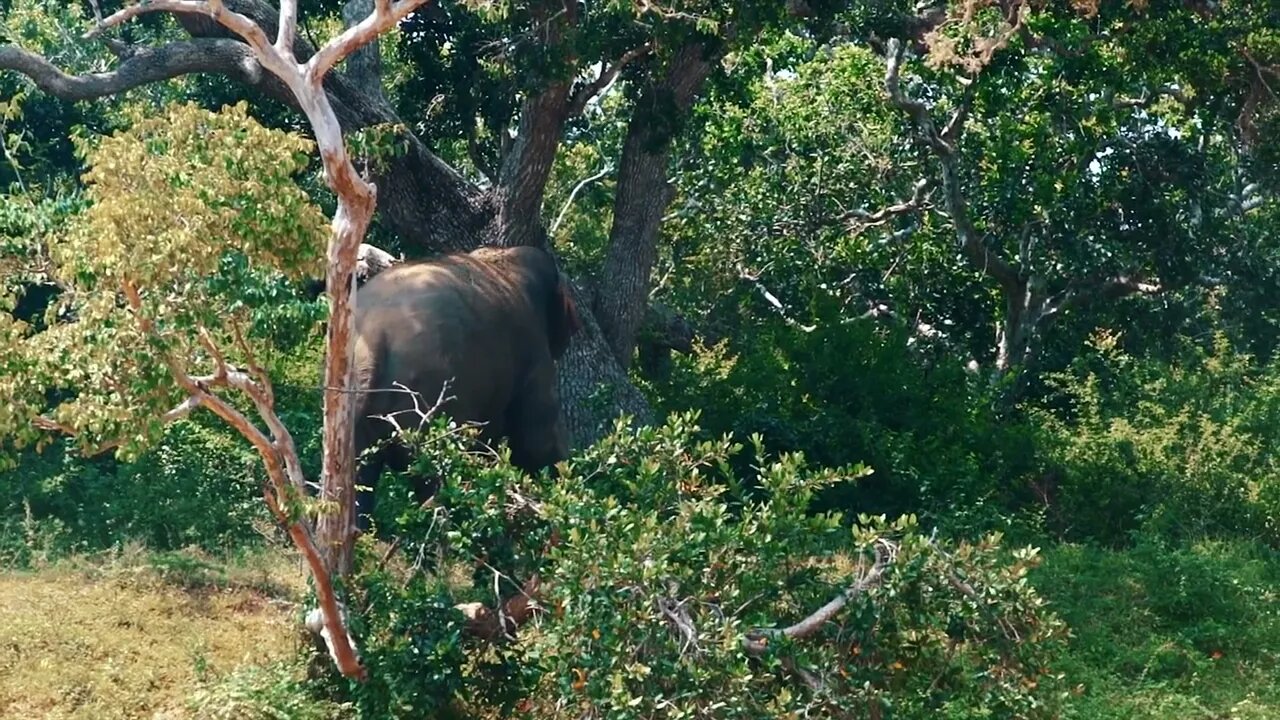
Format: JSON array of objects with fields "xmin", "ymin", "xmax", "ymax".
[
  {"xmin": 646, "ymin": 318, "xmax": 1042, "ymax": 536},
  {"xmin": 1, "ymin": 419, "xmax": 267, "ymax": 563},
  {"xmin": 1031, "ymin": 332, "xmax": 1280, "ymax": 546},
  {"xmin": 332, "ymin": 413, "xmax": 1069, "ymax": 719}
]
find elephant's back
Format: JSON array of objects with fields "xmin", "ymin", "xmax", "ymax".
[{"xmin": 352, "ymin": 257, "xmax": 534, "ymax": 425}]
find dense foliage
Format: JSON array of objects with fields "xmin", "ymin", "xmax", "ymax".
[{"xmin": 3, "ymin": 0, "xmax": 1280, "ymax": 717}]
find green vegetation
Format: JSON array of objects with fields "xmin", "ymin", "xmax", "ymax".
[{"xmin": 4, "ymin": 0, "xmax": 1280, "ymax": 717}]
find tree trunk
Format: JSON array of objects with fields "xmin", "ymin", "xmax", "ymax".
[
  {"xmin": 557, "ymin": 282, "xmax": 657, "ymax": 446},
  {"xmin": 595, "ymin": 41, "xmax": 716, "ymax": 367},
  {"xmin": 490, "ymin": 1, "xmax": 575, "ymax": 249}
]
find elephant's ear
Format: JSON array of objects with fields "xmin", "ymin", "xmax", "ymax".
[{"xmin": 548, "ymin": 279, "xmax": 582, "ymax": 360}]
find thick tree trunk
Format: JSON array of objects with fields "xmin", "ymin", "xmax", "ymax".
[
  {"xmin": 558, "ymin": 282, "xmax": 657, "ymax": 445},
  {"xmin": 595, "ymin": 42, "xmax": 716, "ymax": 367},
  {"xmin": 491, "ymin": 1, "xmax": 575, "ymax": 249}
]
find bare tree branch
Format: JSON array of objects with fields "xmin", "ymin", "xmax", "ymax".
[
  {"xmin": 32, "ymin": 395, "xmax": 203, "ymax": 455},
  {"xmin": 567, "ymin": 42, "xmax": 654, "ymax": 117},
  {"xmin": 738, "ymin": 264, "xmax": 817, "ymax": 333},
  {"xmin": 0, "ymin": 41, "xmax": 266, "ymax": 102},
  {"xmin": 304, "ymin": 0, "xmax": 428, "ymax": 84},
  {"xmin": 551, "ymin": 163, "xmax": 612, "ymax": 235},
  {"xmin": 276, "ymin": 0, "xmax": 299, "ymax": 57},
  {"xmin": 35, "ymin": 0, "xmax": 437, "ymax": 680},
  {"xmin": 1110, "ymin": 84, "xmax": 1192, "ymax": 109},
  {"xmin": 842, "ymin": 177, "xmax": 935, "ymax": 229},
  {"xmin": 742, "ymin": 539, "xmax": 897, "ymax": 656}
]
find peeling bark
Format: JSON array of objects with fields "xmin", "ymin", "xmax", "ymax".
[{"xmin": 40, "ymin": 0, "xmax": 433, "ymax": 680}]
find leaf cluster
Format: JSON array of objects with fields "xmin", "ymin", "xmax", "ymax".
[
  {"xmin": 337, "ymin": 413, "xmax": 1068, "ymax": 719},
  {"xmin": 0, "ymin": 101, "xmax": 328, "ymax": 464}
]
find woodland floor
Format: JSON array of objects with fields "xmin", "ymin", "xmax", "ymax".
[{"xmin": 3, "ymin": 541, "xmax": 1280, "ymax": 719}]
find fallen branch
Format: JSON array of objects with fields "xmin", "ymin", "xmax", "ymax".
[
  {"xmin": 456, "ymin": 574, "xmax": 543, "ymax": 642},
  {"xmin": 742, "ymin": 539, "xmax": 897, "ymax": 656}
]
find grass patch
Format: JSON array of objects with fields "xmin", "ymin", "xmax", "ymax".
[
  {"xmin": 1034, "ymin": 538, "xmax": 1280, "ymax": 719},
  {"xmin": 0, "ymin": 545, "xmax": 324, "ymax": 719}
]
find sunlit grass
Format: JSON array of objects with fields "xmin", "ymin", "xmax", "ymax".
[{"xmin": 0, "ymin": 544, "xmax": 311, "ymax": 719}]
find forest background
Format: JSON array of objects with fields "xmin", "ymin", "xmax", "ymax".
[{"xmin": 3, "ymin": 0, "xmax": 1280, "ymax": 717}]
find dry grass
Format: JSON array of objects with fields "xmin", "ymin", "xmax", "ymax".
[{"xmin": 0, "ymin": 546, "xmax": 310, "ymax": 720}]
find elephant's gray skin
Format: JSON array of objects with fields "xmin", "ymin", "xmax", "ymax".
[{"xmin": 349, "ymin": 245, "xmax": 581, "ymax": 529}]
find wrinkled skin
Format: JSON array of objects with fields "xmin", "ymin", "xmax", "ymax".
[{"xmin": 350, "ymin": 245, "xmax": 581, "ymax": 529}]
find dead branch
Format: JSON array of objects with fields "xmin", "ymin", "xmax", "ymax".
[
  {"xmin": 1111, "ymin": 84, "xmax": 1192, "ymax": 109},
  {"xmin": 738, "ymin": 264, "xmax": 817, "ymax": 333},
  {"xmin": 567, "ymin": 42, "xmax": 654, "ymax": 116},
  {"xmin": 742, "ymin": 539, "xmax": 897, "ymax": 656},
  {"xmin": 657, "ymin": 581, "xmax": 700, "ymax": 656},
  {"xmin": 48, "ymin": 0, "xmax": 436, "ymax": 680},
  {"xmin": 276, "ymin": 0, "xmax": 299, "ymax": 56},
  {"xmin": 456, "ymin": 573, "xmax": 543, "ymax": 642},
  {"xmin": 551, "ymin": 163, "xmax": 613, "ymax": 235},
  {"xmin": 842, "ymin": 177, "xmax": 936, "ymax": 230},
  {"xmin": 305, "ymin": 0, "xmax": 428, "ymax": 83}
]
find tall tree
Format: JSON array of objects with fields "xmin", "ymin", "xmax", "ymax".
[{"xmin": 1, "ymin": 0, "xmax": 840, "ymax": 445}]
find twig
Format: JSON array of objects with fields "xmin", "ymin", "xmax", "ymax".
[
  {"xmin": 567, "ymin": 42, "xmax": 654, "ymax": 116},
  {"xmin": 657, "ymin": 581, "xmax": 700, "ymax": 656},
  {"xmin": 842, "ymin": 177, "xmax": 935, "ymax": 230},
  {"xmin": 550, "ymin": 163, "xmax": 612, "ymax": 235},
  {"xmin": 32, "ymin": 395, "xmax": 203, "ymax": 454}
]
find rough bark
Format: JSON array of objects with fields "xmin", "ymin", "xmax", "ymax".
[
  {"xmin": 558, "ymin": 281, "xmax": 656, "ymax": 446},
  {"xmin": 490, "ymin": 0, "xmax": 576, "ymax": 249},
  {"xmin": 594, "ymin": 41, "xmax": 716, "ymax": 368}
]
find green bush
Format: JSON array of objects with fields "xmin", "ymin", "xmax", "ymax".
[
  {"xmin": 332, "ymin": 413, "xmax": 1069, "ymax": 719},
  {"xmin": 0, "ymin": 332, "xmax": 326, "ymax": 566},
  {"xmin": 1031, "ymin": 332, "xmax": 1280, "ymax": 546},
  {"xmin": 646, "ymin": 317, "xmax": 1042, "ymax": 536},
  {"xmin": 1, "ymin": 419, "xmax": 268, "ymax": 563}
]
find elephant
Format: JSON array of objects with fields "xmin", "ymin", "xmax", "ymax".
[{"xmin": 348, "ymin": 245, "xmax": 581, "ymax": 529}]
